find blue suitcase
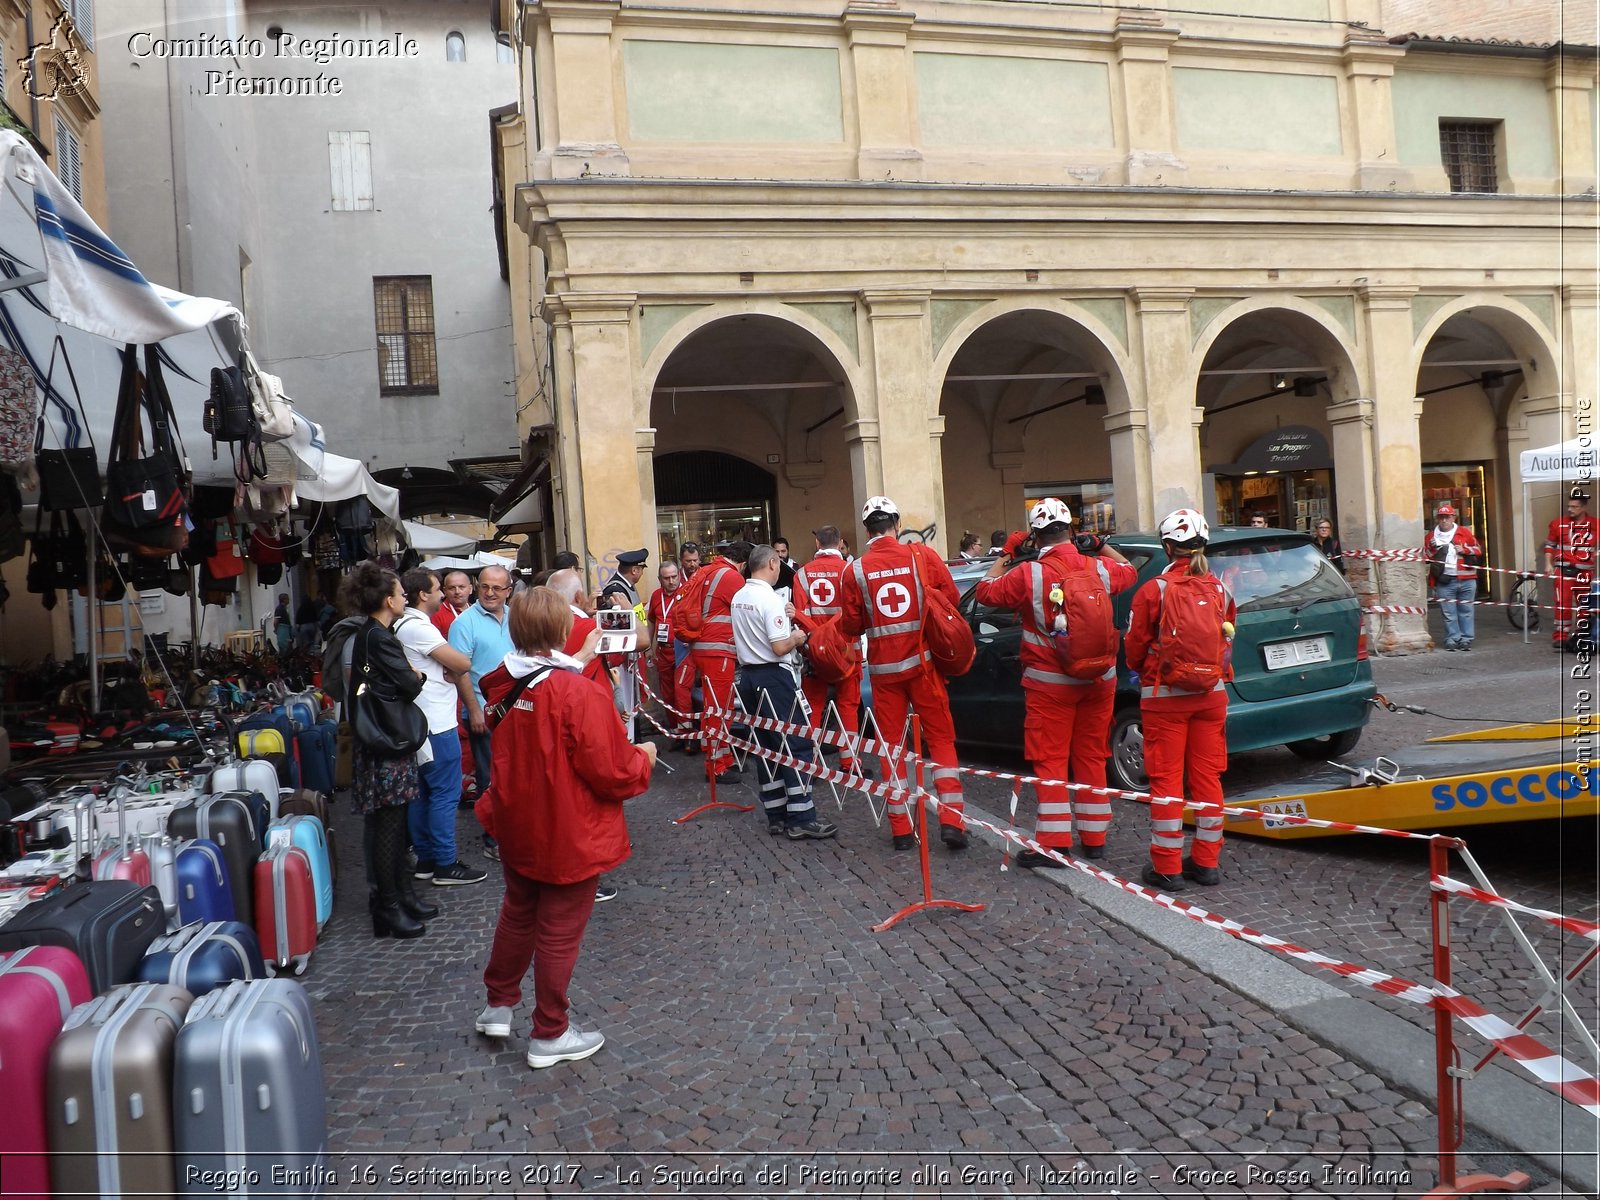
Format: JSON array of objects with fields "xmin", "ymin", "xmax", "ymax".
[
  {"xmin": 173, "ymin": 978, "xmax": 327, "ymax": 1197},
  {"xmin": 286, "ymin": 696, "xmax": 319, "ymax": 733},
  {"xmin": 138, "ymin": 920, "xmax": 264, "ymax": 996},
  {"xmin": 168, "ymin": 796, "xmax": 258, "ymax": 922},
  {"xmin": 266, "ymin": 817, "xmax": 332, "ymax": 929},
  {"xmin": 175, "ymin": 838, "xmax": 236, "ymax": 925},
  {"xmin": 294, "ymin": 726, "xmax": 335, "ymax": 795}
]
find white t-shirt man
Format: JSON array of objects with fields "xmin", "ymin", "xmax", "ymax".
[
  {"xmin": 394, "ymin": 608, "xmax": 458, "ymax": 735},
  {"xmin": 731, "ymin": 576, "xmax": 798, "ymax": 673}
]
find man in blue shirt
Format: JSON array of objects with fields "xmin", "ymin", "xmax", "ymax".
[{"xmin": 447, "ymin": 564, "xmax": 515, "ymax": 859}]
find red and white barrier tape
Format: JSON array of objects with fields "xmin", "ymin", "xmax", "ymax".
[
  {"xmin": 1346, "ymin": 547, "xmax": 1592, "ymax": 588},
  {"xmin": 1433, "ymin": 875, "xmax": 1600, "ymax": 943},
  {"xmin": 1362, "ymin": 605, "xmax": 1428, "ymax": 616},
  {"xmin": 718, "ymin": 724, "xmax": 1600, "ymax": 1118}
]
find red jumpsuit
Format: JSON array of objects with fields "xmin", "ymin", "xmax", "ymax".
[
  {"xmin": 1124, "ymin": 564, "xmax": 1236, "ymax": 875},
  {"xmin": 688, "ymin": 558, "xmax": 745, "ymax": 775},
  {"xmin": 794, "ymin": 550, "xmax": 862, "ymax": 771},
  {"xmin": 974, "ymin": 545, "xmax": 1136, "ymax": 851},
  {"xmin": 646, "ymin": 585, "xmax": 687, "ymax": 720},
  {"xmin": 1545, "ymin": 512, "xmax": 1596, "ymax": 646},
  {"xmin": 839, "ymin": 535, "xmax": 965, "ymax": 839}
]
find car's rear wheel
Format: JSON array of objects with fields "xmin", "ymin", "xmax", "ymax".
[
  {"xmin": 1108, "ymin": 706, "xmax": 1148, "ymax": 793},
  {"xmin": 1286, "ymin": 726, "xmax": 1363, "ymax": 760}
]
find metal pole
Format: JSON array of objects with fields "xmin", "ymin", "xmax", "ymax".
[
  {"xmin": 190, "ymin": 569, "xmax": 201, "ymax": 669},
  {"xmin": 1522, "ymin": 574, "xmax": 1530, "ymax": 645},
  {"xmin": 85, "ymin": 534, "xmax": 98, "ymax": 715},
  {"xmin": 1430, "ymin": 837, "xmax": 1459, "ymax": 1193}
]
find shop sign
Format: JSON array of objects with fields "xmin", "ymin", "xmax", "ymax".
[{"xmin": 1224, "ymin": 426, "xmax": 1332, "ymax": 474}]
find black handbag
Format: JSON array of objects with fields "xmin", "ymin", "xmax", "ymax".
[
  {"xmin": 35, "ymin": 336, "xmax": 101, "ymax": 511},
  {"xmin": 350, "ymin": 621, "xmax": 428, "ymax": 757},
  {"xmin": 205, "ymin": 363, "xmax": 268, "ymax": 481},
  {"xmin": 27, "ymin": 508, "xmax": 87, "ymax": 595},
  {"xmin": 104, "ymin": 344, "xmax": 191, "ymax": 535}
]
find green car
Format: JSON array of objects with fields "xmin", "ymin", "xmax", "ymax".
[{"xmin": 945, "ymin": 528, "xmax": 1376, "ymax": 792}]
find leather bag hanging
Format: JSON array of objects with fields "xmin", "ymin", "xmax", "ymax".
[
  {"xmin": 34, "ymin": 336, "xmax": 102, "ymax": 511},
  {"xmin": 102, "ymin": 344, "xmax": 192, "ymax": 551},
  {"xmin": 205, "ymin": 519, "xmax": 245, "ymax": 579},
  {"xmin": 0, "ymin": 343, "xmax": 40, "ymax": 468},
  {"xmin": 205, "ymin": 362, "xmax": 268, "ymax": 481},
  {"xmin": 27, "ymin": 508, "xmax": 87, "ymax": 596},
  {"xmin": 349, "ymin": 621, "xmax": 428, "ymax": 757}
]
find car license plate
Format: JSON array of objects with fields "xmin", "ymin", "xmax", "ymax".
[
  {"xmin": 1258, "ymin": 799, "xmax": 1309, "ymax": 829},
  {"xmin": 1264, "ymin": 636, "xmax": 1330, "ymax": 670}
]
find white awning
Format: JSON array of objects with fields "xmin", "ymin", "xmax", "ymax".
[
  {"xmin": 403, "ymin": 520, "xmax": 477, "ymax": 557},
  {"xmin": 295, "ymin": 452, "xmax": 401, "ymax": 519},
  {"xmin": 1520, "ymin": 438, "xmax": 1595, "ymax": 485}
]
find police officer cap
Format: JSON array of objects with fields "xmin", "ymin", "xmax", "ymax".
[{"xmin": 616, "ymin": 548, "xmax": 649, "ymax": 566}]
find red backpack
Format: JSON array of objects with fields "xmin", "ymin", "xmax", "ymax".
[
  {"xmin": 670, "ymin": 563, "xmax": 733, "ymax": 644},
  {"xmin": 795, "ymin": 613, "xmax": 858, "ymax": 685},
  {"xmin": 910, "ymin": 551, "xmax": 975, "ymax": 677},
  {"xmin": 1150, "ymin": 573, "xmax": 1230, "ymax": 693},
  {"xmin": 1043, "ymin": 560, "xmax": 1117, "ymax": 680}
]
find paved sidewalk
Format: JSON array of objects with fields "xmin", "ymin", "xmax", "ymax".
[{"xmin": 305, "ymin": 743, "xmax": 1584, "ymax": 1197}]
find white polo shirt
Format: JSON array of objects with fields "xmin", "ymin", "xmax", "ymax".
[
  {"xmin": 394, "ymin": 608, "xmax": 458, "ymax": 735},
  {"xmin": 731, "ymin": 577, "xmax": 797, "ymax": 668}
]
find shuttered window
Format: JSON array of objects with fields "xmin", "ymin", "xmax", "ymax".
[
  {"xmin": 67, "ymin": 0, "xmax": 93, "ymax": 49},
  {"xmin": 53, "ymin": 115, "xmax": 82, "ymax": 202},
  {"xmin": 373, "ymin": 276, "xmax": 438, "ymax": 395},
  {"xmin": 328, "ymin": 131, "xmax": 373, "ymax": 211}
]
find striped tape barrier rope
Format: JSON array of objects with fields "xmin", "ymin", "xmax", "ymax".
[{"xmin": 1432, "ymin": 875, "xmax": 1600, "ymax": 943}]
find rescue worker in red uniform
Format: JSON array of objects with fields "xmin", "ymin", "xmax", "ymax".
[
  {"xmin": 671, "ymin": 543, "xmax": 704, "ymax": 752},
  {"xmin": 1124, "ymin": 509, "xmax": 1237, "ymax": 892},
  {"xmin": 839, "ymin": 496, "xmax": 968, "ymax": 850},
  {"xmin": 688, "ymin": 540, "xmax": 749, "ymax": 783},
  {"xmin": 793, "ymin": 523, "xmax": 862, "ymax": 774},
  {"xmin": 646, "ymin": 560, "xmax": 685, "ymax": 740},
  {"xmin": 1545, "ymin": 488, "xmax": 1596, "ymax": 650},
  {"xmin": 973, "ymin": 498, "xmax": 1136, "ymax": 866}
]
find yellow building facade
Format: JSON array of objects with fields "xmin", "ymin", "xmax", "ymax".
[{"xmin": 494, "ymin": 0, "xmax": 1598, "ymax": 651}]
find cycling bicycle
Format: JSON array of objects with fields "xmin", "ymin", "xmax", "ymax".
[{"xmin": 1507, "ymin": 571, "xmax": 1540, "ymax": 631}]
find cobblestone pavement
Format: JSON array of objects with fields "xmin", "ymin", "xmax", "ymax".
[{"xmin": 302, "ymin": 675, "xmax": 1583, "ymax": 1200}]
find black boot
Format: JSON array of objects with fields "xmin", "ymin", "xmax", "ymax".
[
  {"xmin": 372, "ymin": 901, "xmax": 425, "ymax": 939},
  {"xmin": 371, "ymin": 806, "xmax": 426, "ymax": 939},
  {"xmin": 400, "ymin": 875, "xmax": 440, "ymax": 920}
]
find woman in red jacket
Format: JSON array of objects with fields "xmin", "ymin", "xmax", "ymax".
[
  {"xmin": 1124, "ymin": 510, "xmax": 1238, "ymax": 893},
  {"xmin": 472, "ymin": 587, "xmax": 657, "ymax": 1069}
]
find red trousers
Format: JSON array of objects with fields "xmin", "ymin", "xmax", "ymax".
[
  {"xmin": 1143, "ymin": 692, "xmax": 1228, "ymax": 875},
  {"xmin": 1023, "ymin": 679, "xmax": 1115, "ymax": 849},
  {"xmin": 692, "ymin": 650, "xmax": 736, "ymax": 773},
  {"xmin": 483, "ymin": 866, "xmax": 599, "ymax": 1039},
  {"xmin": 1552, "ymin": 569, "xmax": 1592, "ymax": 644},
  {"xmin": 870, "ymin": 667, "xmax": 964, "ymax": 838},
  {"xmin": 458, "ymin": 721, "xmax": 475, "ymax": 793},
  {"xmin": 802, "ymin": 671, "xmax": 862, "ymax": 767},
  {"xmin": 672, "ymin": 652, "xmax": 700, "ymax": 733}
]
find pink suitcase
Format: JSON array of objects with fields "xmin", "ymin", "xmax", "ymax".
[
  {"xmin": 90, "ymin": 789, "xmax": 152, "ymax": 888},
  {"xmin": 254, "ymin": 843, "xmax": 317, "ymax": 975},
  {"xmin": 0, "ymin": 945, "xmax": 92, "ymax": 1200}
]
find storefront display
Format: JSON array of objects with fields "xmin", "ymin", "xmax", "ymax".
[
  {"xmin": 1025, "ymin": 481, "xmax": 1115, "ymax": 535},
  {"xmin": 1423, "ymin": 463, "xmax": 1491, "ymax": 593},
  {"xmin": 1209, "ymin": 426, "xmax": 1335, "ymax": 532},
  {"xmin": 657, "ymin": 501, "xmax": 772, "ymax": 563}
]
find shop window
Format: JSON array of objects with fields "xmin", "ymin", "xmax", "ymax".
[
  {"xmin": 373, "ymin": 276, "xmax": 438, "ymax": 395},
  {"xmin": 328, "ymin": 131, "xmax": 373, "ymax": 211},
  {"xmin": 1424, "ymin": 463, "xmax": 1491, "ymax": 594},
  {"xmin": 445, "ymin": 31, "xmax": 466, "ymax": 62},
  {"xmin": 1024, "ymin": 480, "xmax": 1116, "ymax": 535},
  {"xmin": 1439, "ymin": 120, "xmax": 1500, "ymax": 194}
]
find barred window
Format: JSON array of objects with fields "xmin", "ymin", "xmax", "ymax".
[
  {"xmin": 373, "ymin": 276, "xmax": 438, "ymax": 395},
  {"xmin": 1439, "ymin": 120, "xmax": 1500, "ymax": 194}
]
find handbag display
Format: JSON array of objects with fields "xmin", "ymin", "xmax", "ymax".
[
  {"xmin": 242, "ymin": 350, "xmax": 296, "ymax": 440},
  {"xmin": 34, "ymin": 336, "xmax": 101, "ymax": 511},
  {"xmin": 349, "ymin": 621, "xmax": 428, "ymax": 757},
  {"xmin": 26, "ymin": 508, "xmax": 87, "ymax": 597},
  {"xmin": 104, "ymin": 344, "xmax": 191, "ymax": 537},
  {"xmin": 0, "ymin": 343, "xmax": 40, "ymax": 467},
  {"xmin": 205, "ymin": 520, "xmax": 245, "ymax": 580},
  {"xmin": 205, "ymin": 362, "xmax": 267, "ymax": 481}
]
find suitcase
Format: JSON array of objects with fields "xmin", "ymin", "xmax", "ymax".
[
  {"xmin": 210, "ymin": 761, "xmax": 284, "ymax": 821},
  {"xmin": 174, "ymin": 978, "xmax": 328, "ymax": 1196},
  {"xmin": 91, "ymin": 788, "xmax": 153, "ymax": 887},
  {"xmin": 279, "ymin": 791, "xmax": 337, "ymax": 887},
  {"xmin": 267, "ymin": 816, "xmax": 333, "ymax": 929},
  {"xmin": 138, "ymin": 919, "xmax": 264, "ymax": 995},
  {"xmin": 208, "ymin": 788, "xmax": 273, "ymax": 848},
  {"xmin": 295, "ymin": 725, "xmax": 336, "ymax": 795},
  {"xmin": 0, "ymin": 945, "xmax": 92, "ymax": 1200},
  {"xmin": 238, "ymin": 728, "xmax": 286, "ymax": 758},
  {"xmin": 169, "ymin": 795, "xmax": 259, "ymax": 921},
  {"xmin": 263, "ymin": 749, "xmax": 300, "ymax": 790},
  {"xmin": 0, "ymin": 880, "xmax": 165, "ymax": 993},
  {"xmin": 286, "ymin": 695, "xmax": 319, "ymax": 733},
  {"xmin": 48, "ymin": 982, "xmax": 193, "ymax": 1200},
  {"xmin": 255, "ymin": 843, "xmax": 316, "ymax": 975},
  {"xmin": 144, "ymin": 832, "xmax": 180, "ymax": 925},
  {"xmin": 175, "ymin": 837, "xmax": 237, "ymax": 925}
]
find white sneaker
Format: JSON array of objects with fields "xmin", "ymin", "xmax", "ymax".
[
  {"xmin": 475, "ymin": 1005, "xmax": 513, "ymax": 1039},
  {"xmin": 526, "ymin": 1022, "xmax": 604, "ymax": 1069}
]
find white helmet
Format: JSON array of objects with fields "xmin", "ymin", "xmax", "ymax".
[
  {"xmin": 1159, "ymin": 508, "xmax": 1210, "ymax": 547},
  {"xmin": 861, "ymin": 495, "xmax": 899, "ymax": 523},
  {"xmin": 1029, "ymin": 497, "xmax": 1073, "ymax": 531}
]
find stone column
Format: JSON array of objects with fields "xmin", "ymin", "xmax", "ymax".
[
  {"xmin": 1132, "ymin": 288, "xmax": 1203, "ymax": 518},
  {"xmin": 844, "ymin": 3, "xmax": 921, "ymax": 181},
  {"xmin": 1361, "ymin": 286, "xmax": 1430, "ymax": 653},
  {"xmin": 541, "ymin": 0, "xmax": 630, "ymax": 179},
  {"xmin": 1112, "ymin": 13, "xmax": 1181, "ymax": 186},
  {"xmin": 1341, "ymin": 36, "xmax": 1407, "ymax": 191},
  {"xmin": 1327, "ymin": 397, "xmax": 1379, "ymax": 627},
  {"xmin": 1564, "ymin": 285, "xmax": 1600, "ymax": 436},
  {"xmin": 556, "ymin": 292, "xmax": 643, "ymax": 571},
  {"xmin": 1104, "ymin": 408, "xmax": 1153, "ymax": 532},
  {"xmin": 1547, "ymin": 58, "xmax": 1599, "ymax": 195},
  {"xmin": 546, "ymin": 300, "xmax": 581, "ymax": 554},
  {"xmin": 862, "ymin": 289, "xmax": 945, "ymax": 554}
]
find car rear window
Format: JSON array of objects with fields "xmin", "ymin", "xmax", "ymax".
[{"xmin": 1209, "ymin": 539, "xmax": 1352, "ymax": 612}]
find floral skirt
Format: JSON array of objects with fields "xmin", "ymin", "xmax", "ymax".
[{"xmin": 351, "ymin": 744, "xmax": 420, "ymax": 816}]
